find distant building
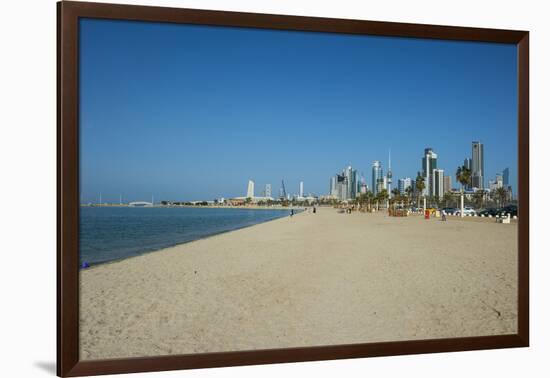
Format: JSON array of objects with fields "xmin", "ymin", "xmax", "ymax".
[
  {"xmin": 422, "ymin": 148, "xmax": 438, "ymax": 196},
  {"xmin": 443, "ymin": 175, "xmax": 452, "ymax": 194},
  {"xmin": 463, "ymin": 157, "xmax": 473, "ymax": 189},
  {"xmin": 387, "ymin": 150, "xmax": 393, "ymax": 197},
  {"xmin": 330, "ymin": 166, "xmax": 359, "ymax": 201},
  {"xmin": 432, "ymin": 169, "xmax": 444, "ymax": 199},
  {"xmin": 464, "ymin": 158, "xmax": 472, "ymax": 170},
  {"xmin": 398, "ymin": 178, "xmax": 412, "ymax": 195},
  {"xmin": 489, "ymin": 173, "xmax": 504, "ymax": 192},
  {"xmin": 265, "ymin": 184, "xmax": 272, "ymax": 198},
  {"xmin": 496, "ymin": 173, "xmax": 503, "ymax": 188},
  {"xmin": 502, "ymin": 168, "xmax": 510, "ymax": 187},
  {"xmin": 247, "ymin": 180, "xmax": 255, "ymax": 198},
  {"xmin": 372, "ymin": 161, "xmax": 382, "ymax": 195},
  {"xmin": 471, "ymin": 141, "xmax": 484, "ymax": 189},
  {"xmin": 299, "ymin": 181, "xmax": 304, "ymax": 198},
  {"xmin": 330, "ymin": 176, "xmax": 337, "ymax": 197}
]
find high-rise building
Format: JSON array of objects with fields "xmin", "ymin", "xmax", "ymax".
[
  {"xmin": 387, "ymin": 150, "xmax": 393, "ymax": 197},
  {"xmin": 299, "ymin": 181, "xmax": 304, "ymax": 198},
  {"xmin": 343, "ymin": 166, "xmax": 359, "ymax": 199},
  {"xmin": 503, "ymin": 168, "xmax": 510, "ymax": 187},
  {"xmin": 398, "ymin": 178, "xmax": 412, "ymax": 195},
  {"xmin": 496, "ymin": 174, "xmax": 503, "ymax": 188},
  {"xmin": 265, "ymin": 184, "xmax": 272, "ymax": 198},
  {"xmin": 432, "ymin": 169, "xmax": 444, "ymax": 199},
  {"xmin": 443, "ymin": 175, "xmax": 452, "ymax": 193},
  {"xmin": 471, "ymin": 141, "xmax": 484, "ymax": 189},
  {"xmin": 246, "ymin": 180, "xmax": 255, "ymax": 198},
  {"xmin": 330, "ymin": 176, "xmax": 337, "ymax": 197},
  {"xmin": 463, "ymin": 157, "xmax": 473, "ymax": 189},
  {"xmin": 330, "ymin": 166, "xmax": 360, "ymax": 201},
  {"xmin": 372, "ymin": 161, "xmax": 382, "ymax": 195},
  {"xmin": 422, "ymin": 148, "xmax": 438, "ymax": 196}
]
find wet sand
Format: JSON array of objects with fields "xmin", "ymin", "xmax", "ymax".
[{"xmin": 80, "ymin": 207, "xmax": 518, "ymax": 360}]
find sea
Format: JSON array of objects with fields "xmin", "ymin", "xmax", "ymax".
[{"xmin": 79, "ymin": 206, "xmax": 293, "ymax": 267}]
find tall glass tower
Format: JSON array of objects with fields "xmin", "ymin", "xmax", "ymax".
[
  {"xmin": 472, "ymin": 141, "xmax": 484, "ymax": 189},
  {"xmin": 422, "ymin": 148, "xmax": 438, "ymax": 196},
  {"xmin": 502, "ymin": 167, "xmax": 510, "ymax": 187},
  {"xmin": 372, "ymin": 161, "xmax": 382, "ymax": 195}
]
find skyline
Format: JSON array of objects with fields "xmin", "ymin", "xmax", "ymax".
[{"xmin": 79, "ymin": 18, "xmax": 518, "ymax": 203}]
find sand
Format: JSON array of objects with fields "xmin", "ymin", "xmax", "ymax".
[{"xmin": 80, "ymin": 207, "xmax": 518, "ymax": 360}]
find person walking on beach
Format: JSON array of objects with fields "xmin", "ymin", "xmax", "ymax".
[
  {"xmin": 290, "ymin": 209, "xmax": 294, "ymax": 217},
  {"xmin": 313, "ymin": 207, "xmax": 316, "ymax": 214}
]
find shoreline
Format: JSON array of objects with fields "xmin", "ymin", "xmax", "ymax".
[
  {"xmin": 80, "ymin": 204, "xmax": 308, "ymax": 210},
  {"xmin": 81, "ymin": 208, "xmax": 304, "ymax": 269},
  {"xmin": 80, "ymin": 207, "xmax": 517, "ymax": 360}
]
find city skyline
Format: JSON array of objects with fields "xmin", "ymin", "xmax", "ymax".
[{"xmin": 79, "ymin": 19, "xmax": 518, "ymax": 203}]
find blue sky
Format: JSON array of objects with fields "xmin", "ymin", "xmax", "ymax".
[{"xmin": 79, "ymin": 18, "xmax": 518, "ymax": 202}]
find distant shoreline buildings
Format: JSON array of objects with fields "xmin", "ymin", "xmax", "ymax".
[
  {"xmin": 323, "ymin": 140, "xmax": 513, "ymax": 204},
  {"xmin": 83, "ymin": 141, "xmax": 514, "ymax": 206}
]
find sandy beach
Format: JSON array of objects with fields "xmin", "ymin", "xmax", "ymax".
[{"xmin": 80, "ymin": 207, "xmax": 518, "ymax": 360}]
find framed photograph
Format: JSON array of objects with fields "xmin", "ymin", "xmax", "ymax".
[{"xmin": 57, "ymin": 1, "xmax": 529, "ymax": 376}]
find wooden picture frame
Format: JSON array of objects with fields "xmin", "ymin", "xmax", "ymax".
[{"xmin": 57, "ymin": 1, "xmax": 529, "ymax": 376}]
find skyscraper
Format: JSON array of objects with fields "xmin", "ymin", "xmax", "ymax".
[
  {"xmin": 343, "ymin": 166, "xmax": 358, "ymax": 199},
  {"xmin": 330, "ymin": 166, "xmax": 359, "ymax": 201},
  {"xmin": 398, "ymin": 178, "xmax": 412, "ymax": 195},
  {"xmin": 387, "ymin": 150, "xmax": 393, "ymax": 197},
  {"xmin": 443, "ymin": 175, "xmax": 452, "ymax": 194},
  {"xmin": 503, "ymin": 168, "xmax": 510, "ymax": 187},
  {"xmin": 246, "ymin": 180, "xmax": 255, "ymax": 198},
  {"xmin": 496, "ymin": 174, "xmax": 503, "ymax": 188},
  {"xmin": 422, "ymin": 148, "xmax": 438, "ymax": 196},
  {"xmin": 335, "ymin": 173, "xmax": 346, "ymax": 201},
  {"xmin": 330, "ymin": 176, "xmax": 337, "ymax": 197},
  {"xmin": 464, "ymin": 158, "xmax": 472, "ymax": 170},
  {"xmin": 299, "ymin": 181, "xmax": 304, "ymax": 198},
  {"xmin": 432, "ymin": 169, "xmax": 444, "ymax": 199},
  {"xmin": 463, "ymin": 157, "xmax": 473, "ymax": 189},
  {"xmin": 471, "ymin": 141, "xmax": 484, "ymax": 189},
  {"xmin": 372, "ymin": 161, "xmax": 382, "ymax": 195},
  {"xmin": 265, "ymin": 184, "xmax": 272, "ymax": 198}
]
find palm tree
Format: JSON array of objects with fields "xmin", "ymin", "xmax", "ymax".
[
  {"xmin": 377, "ymin": 189, "xmax": 389, "ymax": 210},
  {"xmin": 366, "ymin": 190, "xmax": 374, "ymax": 212},
  {"xmin": 415, "ymin": 173, "xmax": 425, "ymax": 210},
  {"xmin": 357, "ymin": 192, "xmax": 369, "ymax": 211},
  {"xmin": 405, "ymin": 186, "xmax": 413, "ymax": 208},
  {"xmin": 455, "ymin": 165, "xmax": 472, "ymax": 217},
  {"xmin": 472, "ymin": 190, "xmax": 484, "ymax": 209},
  {"xmin": 391, "ymin": 188, "xmax": 400, "ymax": 199},
  {"xmin": 494, "ymin": 187, "xmax": 507, "ymax": 207}
]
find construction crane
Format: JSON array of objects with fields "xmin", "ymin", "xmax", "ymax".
[{"xmin": 280, "ymin": 179, "xmax": 287, "ymax": 200}]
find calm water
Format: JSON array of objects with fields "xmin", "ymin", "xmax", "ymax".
[{"xmin": 79, "ymin": 207, "xmax": 292, "ymax": 266}]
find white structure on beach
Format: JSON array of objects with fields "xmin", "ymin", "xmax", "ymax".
[{"xmin": 247, "ymin": 180, "xmax": 255, "ymax": 198}]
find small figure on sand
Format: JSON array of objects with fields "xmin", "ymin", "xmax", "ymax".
[
  {"xmin": 441, "ymin": 210, "xmax": 447, "ymax": 221},
  {"xmin": 313, "ymin": 207, "xmax": 316, "ymax": 214},
  {"xmin": 290, "ymin": 209, "xmax": 294, "ymax": 217}
]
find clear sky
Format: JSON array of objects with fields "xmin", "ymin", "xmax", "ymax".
[{"xmin": 79, "ymin": 18, "xmax": 518, "ymax": 203}]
